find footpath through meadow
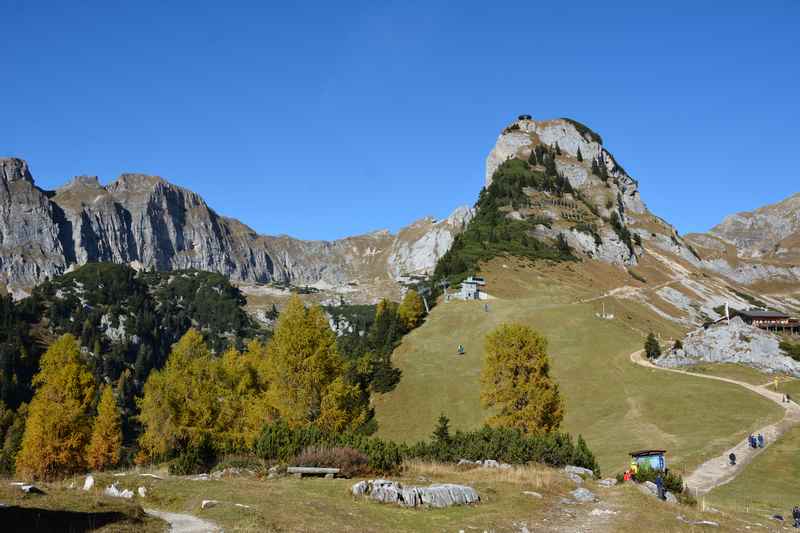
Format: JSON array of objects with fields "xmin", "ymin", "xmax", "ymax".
[{"xmin": 630, "ymin": 349, "xmax": 800, "ymax": 496}]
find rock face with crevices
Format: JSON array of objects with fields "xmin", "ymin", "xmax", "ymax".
[{"xmin": 0, "ymin": 157, "xmax": 471, "ymax": 298}]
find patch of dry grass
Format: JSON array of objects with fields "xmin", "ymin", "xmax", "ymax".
[{"xmin": 402, "ymin": 460, "xmax": 560, "ymax": 490}]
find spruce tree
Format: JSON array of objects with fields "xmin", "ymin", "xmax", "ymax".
[
  {"xmin": 645, "ymin": 333, "xmax": 662, "ymax": 359},
  {"xmin": 87, "ymin": 384, "xmax": 122, "ymax": 471}
]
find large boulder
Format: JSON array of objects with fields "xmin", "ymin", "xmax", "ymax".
[{"xmin": 351, "ymin": 479, "xmax": 479, "ymax": 508}]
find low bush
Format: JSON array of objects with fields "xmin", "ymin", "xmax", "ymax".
[
  {"xmin": 168, "ymin": 437, "xmax": 216, "ymax": 475},
  {"xmin": 780, "ymin": 340, "xmax": 800, "ymax": 362},
  {"xmin": 632, "ymin": 464, "xmax": 684, "ymax": 494},
  {"xmin": 292, "ymin": 446, "xmax": 370, "ymax": 478},
  {"xmin": 253, "ymin": 421, "xmax": 600, "ymax": 475}
]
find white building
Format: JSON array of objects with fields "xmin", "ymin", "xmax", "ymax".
[{"xmin": 459, "ymin": 276, "xmax": 486, "ymax": 300}]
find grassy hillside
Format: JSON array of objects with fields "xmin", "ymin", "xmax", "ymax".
[{"xmin": 374, "ymin": 259, "xmax": 783, "ymax": 475}]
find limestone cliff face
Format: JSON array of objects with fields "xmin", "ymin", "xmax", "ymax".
[{"xmin": 0, "ymin": 157, "xmax": 470, "ymax": 296}]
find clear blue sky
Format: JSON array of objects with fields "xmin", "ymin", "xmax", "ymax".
[{"xmin": 3, "ymin": 1, "xmax": 798, "ymax": 240}]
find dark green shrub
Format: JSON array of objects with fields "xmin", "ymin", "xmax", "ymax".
[
  {"xmin": 169, "ymin": 438, "xmax": 216, "ymax": 475},
  {"xmin": 632, "ymin": 464, "xmax": 684, "ymax": 494}
]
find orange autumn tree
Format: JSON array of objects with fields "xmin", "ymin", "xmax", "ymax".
[
  {"xmin": 480, "ymin": 324, "xmax": 563, "ymax": 434},
  {"xmin": 87, "ymin": 384, "xmax": 122, "ymax": 471},
  {"xmin": 16, "ymin": 335, "xmax": 96, "ymax": 480}
]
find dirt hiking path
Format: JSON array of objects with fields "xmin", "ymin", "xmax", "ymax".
[
  {"xmin": 630, "ymin": 349, "xmax": 800, "ymax": 495},
  {"xmin": 144, "ymin": 508, "xmax": 220, "ymax": 533}
]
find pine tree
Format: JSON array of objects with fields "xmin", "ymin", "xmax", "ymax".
[
  {"xmin": 645, "ymin": 333, "xmax": 662, "ymax": 359},
  {"xmin": 527, "ymin": 150, "xmax": 538, "ymax": 166},
  {"xmin": 16, "ymin": 335, "xmax": 96, "ymax": 480},
  {"xmin": 87, "ymin": 384, "xmax": 122, "ymax": 471},
  {"xmin": 480, "ymin": 324, "xmax": 563, "ymax": 434},
  {"xmin": 432, "ymin": 413, "xmax": 451, "ymax": 444},
  {"xmin": 576, "ymin": 147, "xmax": 583, "ymax": 162},
  {"xmin": 398, "ymin": 290, "xmax": 425, "ymax": 331}
]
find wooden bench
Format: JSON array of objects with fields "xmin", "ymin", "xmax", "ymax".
[{"xmin": 287, "ymin": 467, "xmax": 340, "ymax": 479}]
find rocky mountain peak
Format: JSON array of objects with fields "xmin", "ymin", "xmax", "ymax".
[{"xmin": 0, "ymin": 157, "xmax": 34, "ymax": 185}]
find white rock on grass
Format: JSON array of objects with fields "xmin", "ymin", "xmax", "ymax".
[
  {"xmin": 570, "ymin": 488, "xmax": 596, "ymax": 503},
  {"xmin": 522, "ymin": 491, "xmax": 542, "ymax": 498},
  {"xmin": 137, "ymin": 486, "xmax": 147, "ymax": 498},
  {"xmin": 567, "ymin": 473, "xmax": 583, "ymax": 485},
  {"xmin": 104, "ymin": 483, "xmax": 133, "ymax": 499},
  {"xmin": 564, "ymin": 465, "xmax": 594, "ymax": 477},
  {"xmin": 201, "ymin": 500, "xmax": 219, "ymax": 510},
  {"xmin": 82, "ymin": 475, "xmax": 94, "ymax": 491},
  {"xmin": 598, "ymin": 478, "xmax": 617, "ymax": 487}
]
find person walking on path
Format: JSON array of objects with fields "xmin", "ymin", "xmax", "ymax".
[
  {"xmin": 729, "ymin": 452, "xmax": 736, "ymax": 466},
  {"xmin": 793, "ymin": 506, "xmax": 800, "ymax": 528},
  {"xmin": 758, "ymin": 433, "xmax": 765, "ymax": 448}
]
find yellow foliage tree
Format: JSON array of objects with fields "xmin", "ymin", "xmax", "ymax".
[
  {"xmin": 16, "ymin": 335, "xmax": 96, "ymax": 480},
  {"xmin": 87, "ymin": 384, "xmax": 122, "ymax": 471},
  {"xmin": 398, "ymin": 289, "xmax": 425, "ymax": 330},
  {"xmin": 480, "ymin": 324, "xmax": 563, "ymax": 434},
  {"xmin": 138, "ymin": 330, "xmax": 269, "ymax": 461},
  {"xmin": 317, "ymin": 377, "xmax": 370, "ymax": 433},
  {"xmin": 263, "ymin": 296, "xmax": 366, "ymax": 430}
]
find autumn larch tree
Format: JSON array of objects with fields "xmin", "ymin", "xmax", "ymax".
[
  {"xmin": 480, "ymin": 324, "xmax": 563, "ymax": 434},
  {"xmin": 398, "ymin": 289, "xmax": 425, "ymax": 331},
  {"xmin": 87, "ymin": 384, "xmax": 122, "ymax": 471},
  {"xmin": 16, "ymin": 335, "xmax": 96, "ymax": 480}
]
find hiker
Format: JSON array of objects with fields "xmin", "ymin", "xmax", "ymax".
[
  {"xmin": 792, "ymin": 506, "xmax": 800, "ymax": 528},
  {"xmin": 484, "ymin": 303, "xmax": 489, "ymax": 313},
  {"xmin": 457, "ymin": 344, "xmax": 465, "ymax": 355},
  {"xmin": 729, "ymin": 452, "xmax": 736, "ymax": 466},
  {"xmin": 749, "ymin": 434, "xmax": 757, "ymax": 449},
  {"xmin": 655, "ymin": 473, "xmax": 665, "ymax": 501},
  {"xmin": 630, "ymin": 460, "xmax": 639, "ymax": 476},
  {"xmin": 758, "ymin": 434, "xmax": 765, "ymax": 448}
]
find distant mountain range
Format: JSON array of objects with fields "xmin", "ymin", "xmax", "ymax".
[{"xmin": 2, "ymin": 116, "xmax": 799, "ymax": 319}]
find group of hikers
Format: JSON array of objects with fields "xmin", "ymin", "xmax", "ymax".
[
  {"xmin": 749, "ymin": 433, "xmax": 765, "ymax": 449},
  {"xmin": 622, "ymin": 460, "xmax": 668, "ymax": 500}
]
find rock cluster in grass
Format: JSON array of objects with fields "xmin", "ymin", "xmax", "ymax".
[
  {"xmin": 656, "ymin": 317, "xmax": 800, "ymax": 377},
  {"xmin": 457, "ymin": 458, "xmax": 511, "ymax": 469},
  {"xmin": 351, "ymin": 479, "xmax": 480, "ymax": 508},
  {"xmin": 103, "ymin": 483, "xmax": 133, "ymax": 499}
]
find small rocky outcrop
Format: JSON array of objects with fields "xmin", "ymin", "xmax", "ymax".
[
  {"xmin": 103, "ymin": 483, "xmax": 133, "ymax": 499},
  {"xmin": 351, "ymin": 479, "xmax": 479, "ymax": 508},
  {"xmin": 656, "ymin": 317, "xmax": 800, "ymax": 377}
]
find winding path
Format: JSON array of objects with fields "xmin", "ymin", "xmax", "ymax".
[
  {"xmin": 630, "ymin": 349, "xmax": 800, "ymax": 495},
  {"xmin": 144, "ymin": 509, "xmax": 220, "ymax": 533}
]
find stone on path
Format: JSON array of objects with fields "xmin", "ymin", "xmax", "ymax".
[{"xmin": 82, "ymin": 475, "xmax": 94, "ymax": 491}]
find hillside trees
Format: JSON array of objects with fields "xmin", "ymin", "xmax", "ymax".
[
  {"xmin": 87, "ymin": 384, "xmax": 122, "ymax": 470},
  {"xmin": 480, "ymin": 324, "xmax": 563, "ymax": 434},
  {"xmin": 16, "ymin": 335, "xmax": 96, "ymax": 480}
]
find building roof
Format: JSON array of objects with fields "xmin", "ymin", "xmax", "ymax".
[
  {"xmin": 463, "ymin": 276, "xmax": 486, "ymax": 286},
  {"xmin": 629, "ymin": 449, "xmax": 666, "ymax": 457},
  {"xmin": 738, "ymin": 309, "xmax": 789, "ymax": 319}
]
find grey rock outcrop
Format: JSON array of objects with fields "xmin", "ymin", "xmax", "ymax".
[
  {"xmin": 351, "ymin": 479, "xmax": 479, "ymax": 508},
  {"xmin": 657, "ymin": 317, "xmax": 800, "ymax": 377}
]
